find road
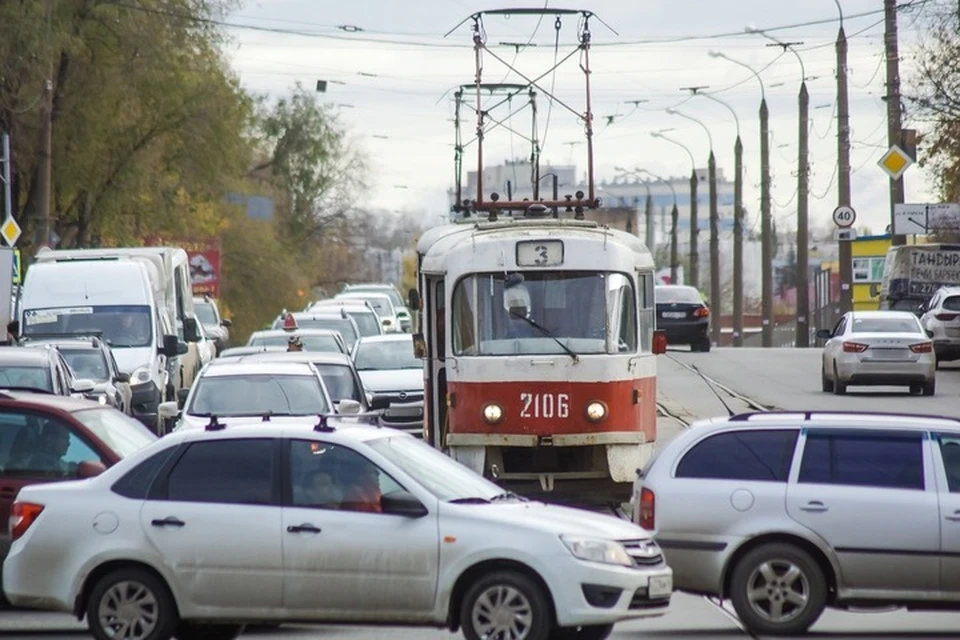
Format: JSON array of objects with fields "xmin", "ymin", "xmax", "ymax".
[{"xmin": 4, "ymin": 347, "xmax": 960, "ymax": 638}]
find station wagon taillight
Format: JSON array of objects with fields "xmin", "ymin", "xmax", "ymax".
[
  {"xmin": 842, "ymin": 341, "xmax": 869, "ymax": 353},
  {"xmin": 936, "ymin": 313, "xmax": 959, "ymax": 321},
  {"xmin": 10, "ymin": 502, "xmax": 44, "ymax": 541},
  {"xmin": 694, "ymin": 307, "xmax": 710, "ymax": 318},
  {"xmin": 639, "ymin": 488, "xmax": 655, "ymax": 530},
  {"xmin": 910, "ymin": 342, "xmax": 933, "ymax": 353}
]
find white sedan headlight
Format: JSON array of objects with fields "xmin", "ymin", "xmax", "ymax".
[{"xmin": 561, "ymin": 535, "xmax": 633, "ymax": 567}]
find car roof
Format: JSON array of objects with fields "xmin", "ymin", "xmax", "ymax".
[
  {"xmin": 251, "ymin": 328, "xmax": 343, "ymax": 338},
  {"xmin": 21, "ymin": 337, "xmax": 102, "ymax": 350},
  {"xmin": 201, "ymin": 362, "xmax": 320, "ymax": 377},
  {"xmin": 655, "ymin": 284, "xmax": 699, "ymax": 292},
  {"xmin": 170, "ymin": 418, "xmax": 406, "ymax": 445},
  {"xmin": 339, "ymin": 291, "xmax": 392, "ymax": 300},
  {"xmin": 0, "ymin": 390, "xmax": 104, "ymax": 412},
  {"xmin": 219, "ymin": 346, "xmax": 286, "ymax": 357},
  {"xmin": 688, "ymin": 411, "xmax": 960, "ymax": 436},
  {"xmin": 355, "ymin": 333, "xmax": 413, "ymax": 344},
  {"xmin": 233, "ymin": 351, "xmax": 354, "ymax": 366},
  {"xmin": 310, "ymin": 300, "xmax": 375, "ymax": 310},
  {"xmin": 344, "ymin": 283, "xmax": 396, "ymax": 290},
  {"xmin": 0, "ymin": 347, "xmax": 58, "ymax": 365}
]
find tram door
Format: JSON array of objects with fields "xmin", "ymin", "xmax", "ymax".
[{"xmin": 423, "ymin": 276, "xmax": 446, "ymax": 449}]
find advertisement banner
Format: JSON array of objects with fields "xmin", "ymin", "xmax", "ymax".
[{"xmin": 144, "ymin": 237, "xmax": 221, "ymax": 297}]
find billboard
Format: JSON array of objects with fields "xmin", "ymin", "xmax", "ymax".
[{"xmin": 186, "ymin": 243, "xmax": 221, "ymax": 297}]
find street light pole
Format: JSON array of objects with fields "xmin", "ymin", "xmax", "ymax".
[
  {"xmin": 639, "ymin": 169, "xmax": 680, "ymax": 284},
  {"xmin": 835, "ymin": 2, "xmax": 854, "ymax": 314},
  {"xmin": 652, "ymin": 131, "xmax": 698, "ymax": 288},
  {"xmin": 710, "ymin": 51, "xmax": 772, "ymax": 347}
]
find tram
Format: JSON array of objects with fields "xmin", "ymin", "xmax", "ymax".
[{"xmin": 411, "ymin": 207, "xmax": 667, "ymax": 507}]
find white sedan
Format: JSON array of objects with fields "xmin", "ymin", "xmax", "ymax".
[
  {"xmin": 818, "ymin": 310, "xmax": 936, "ymax": 396},
  {"xmin": 4, "ymin": 421, "xmax": 672, "ymax": 640}
]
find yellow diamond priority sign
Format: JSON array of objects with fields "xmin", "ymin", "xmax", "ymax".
[
  {"xmin": 1, "ymin": 217, "xmax": 22, "ymax": 247},
  {"xmin": 878, "ymin": 144, "xmax": 914, "ymax": 181}
]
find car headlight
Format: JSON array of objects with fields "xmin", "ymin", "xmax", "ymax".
[
  {"xmin": 561, "ymin": 536, "xmax": 634, "ymax": 567},
  {"xmin": 97, "ymin": 394, "xmax": 107, "ymax": 405},
  {"xmin": 130, "ymin": 367, "xmax": 152, "ymax": 385},
  {"xmin": 482, "ymin": 402, "xmax": 504, "ymax": 424},
  {"xmin": 585, "ymin": 401, "xmax": 607, "ymax": 422}
]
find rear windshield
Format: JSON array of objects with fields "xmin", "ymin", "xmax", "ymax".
[
  {"xmin": 189, "ymin": 374, "xmax": 328, "ymax": 417},
  {"xmin": 944, "ymin": 296, "xmax": 960, "ymax": 312},
  {"xmin": 248, "ymin": 334, "xmax": 345, "ymax": 354},
  {"xmin": 850, "ymin": 316, "xmax": 921, "ymax": 333},
  {"xmin": 655, "ymin": 287, "xmax": 702, "ymax": 304},
  {"xmin": 71, "ymin": 408, "xmax": 157, "ymax": 458}
]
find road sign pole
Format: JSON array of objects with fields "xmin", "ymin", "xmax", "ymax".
[
  {"xmin": 1, "ymin": 133, "xmax": 11, "ymax": 222},
  {"xmin": 833, "ymin": 205, "xmax": 856, "ymax": 315}
]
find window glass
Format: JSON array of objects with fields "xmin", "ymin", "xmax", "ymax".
[
  {"xmin": 798, "ymin": 431, "xmax": 924, "ymax": 490},
  {"xmin": 312, "ymin": 364, "xmax": 363, "ymax": 404},
  {"xmin": 0, "ymin": 366, "xmax": 52, "ymax": 392},
  {"xmin": 289, "ymin": 440, "xmax": 401, "ymax": 513},
  {"xmin": 676, "ymin": 430, "xmax": 799, "ymax": 481},
  {"xmin": 655, "ymin": 286, "xmax": 703, "ymax": 304},
  {"xmin": 849, "ymin": 316, "xmax": 922, "ymax": 334},
  {"xmin": 297, "ymin": 318, "xmax": 358, "ymax": 350},
  {"xmin": 610, "ymin": 273, "xmax": 638, "ymax": 352},
  {"xmin": 944, "ymin": 296, "xmax": 960, "ymax": 312},
  {"xmin": 0, "ymin": 411, "xmax": 103, "ymax": 479},
  {"xmin": 938, "ymin": 435, "xmax": 960, "ymax": 493},
  {"xmin": 354, "ymin": 339, "xmax": 421, "ymax": 371},
  {"xmin": 188, "ymin": 374, "xmax": 329, "ymax": 417},
  {"xmin": 71, "ymin": 408, "xmax": 157, "ymax": 458},
  {"xmin": 249, "ymin": 333, "xmax": 344, "ymax": 354},
  {"xmin": 23, "ymin": 305, "xmax": 153, "ymax": 348},
  {"xmin": 194, "ymin": 302, "xmax": 218, "ymax": 326},
  {"xmin": 345, "ymin": 311, "xmax": 381, "ymax": 337},
  {"xmin": 165, "ymin": 439, "xmax": 274, "ymax": 504},
  {"xmin": 112, "ymin": 446, "xmax": 177, "ymax": 499},
  {"xmin": 60, "ymin": 349, "xmax": 109, "ymax": 382}
]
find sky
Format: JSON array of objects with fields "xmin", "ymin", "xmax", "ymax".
[{"xmin": 221, "ymin": 0, "xmax": 938, "ymax": 234}]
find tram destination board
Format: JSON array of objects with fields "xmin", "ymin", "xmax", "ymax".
[{"xmin": 517, "ymin": 240, "xmax": 564, "ymax": 267}]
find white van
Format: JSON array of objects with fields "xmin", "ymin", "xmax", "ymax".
[
  {"xmin": 20, "ymin": 260, "xmax": 186, "ymax": 433},
  {"xmin": 33, "ymin": 247, "xmax": 203, "ymax": 392}
]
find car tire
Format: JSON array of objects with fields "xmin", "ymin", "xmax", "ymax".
[
  {"xmin": 551, "ymin": 623, "xmax": 614, "ymax": 639},
  {"xmin": 922, "ymin": 379, "xmax": 936, "ymax": 396},
  {"xmin": 832, "ymin": 365, "xmax": 846, "ymax": 395},
  {"xmin": 821, "ymin": 366, "xmax": 834, "ymax": 393},
  {"xmin": 700, "ymin": 337, "xmax": 712, "ymax": 353},
  {"xmin": 87, "ymin": 567, "xmax": 178, "ymax": 640},
  {"xmin": 729, "ymin": 543, "xmax": 827, "ymax": 636},
  {"xmin": 461, "ymin": 570, "xmax": 552, "ymax": 640},
  {"xmin": 175, "ymin": 622, "xmax": 245, "ymax": 639}
]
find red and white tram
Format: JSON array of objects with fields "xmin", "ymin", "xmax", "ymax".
[{"xmin": 412, "ymin": 208, "xmax": 666, "ymax": 507}]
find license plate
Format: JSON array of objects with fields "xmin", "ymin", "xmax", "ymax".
[
  {"xmin": 648, "ymin": 575, "xmax": 673, "ymax": 598},
  {"xmin": 662, "ymin": 312, "xmax": 686, "ymax": 319},
  {"xmin": 870, "ymin": 348, "xmax": 908, "ymax": 361}
]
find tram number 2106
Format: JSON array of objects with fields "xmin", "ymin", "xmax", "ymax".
[{"xmin": 519, "ymin": 392, "xmax": 570, "ymax": 419}]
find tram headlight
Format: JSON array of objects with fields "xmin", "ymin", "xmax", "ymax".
[
  {"xmin": 482, "ymin": 403, "xmax": 504, "ymax": 425},
  {"xmin": 585, "ymin": 401, "xmax": 607, "ymax": 423}
]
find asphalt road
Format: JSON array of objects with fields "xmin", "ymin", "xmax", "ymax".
[{"xmin": 5, "ymin": 347, "xmax": 960, "ymax": 638}]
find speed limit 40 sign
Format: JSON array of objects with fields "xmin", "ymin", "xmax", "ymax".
[{"xmin": 832, "ymin": 205, "xmax": 856, "ymax": 228}]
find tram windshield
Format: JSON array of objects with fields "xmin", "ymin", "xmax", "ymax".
[{"xmin": 451, "ymin": 271, "xmax": 639, "ymax": 356}]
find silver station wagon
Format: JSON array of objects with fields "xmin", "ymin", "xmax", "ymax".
[{"xmin": 636, "ymin": 411, "xmax": 960, "ymax": 635}]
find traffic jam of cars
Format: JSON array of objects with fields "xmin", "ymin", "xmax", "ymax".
[{"xmin": 2, "ymin": 244, "xmax": 960, "ymax": 640}]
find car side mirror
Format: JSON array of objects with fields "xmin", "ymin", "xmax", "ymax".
[
  {"xmin": 182, "ymin": 317, "xmax": 200, "ymax": 343},
  {"xmin": 176, "ymin": 388, "xmax": 190, "ymax": 410},
  {"xmin": 71, "ymin": 379, "xmax": 96, "ymax": 394},
  {"xmin": 815, "ymin": 329, "xmax": 832, "ymax": 341},
  {"xmin": 368, "ymin": 394, "xmax": 390, "ymax": 411},
  {"xmin": 380, "ymin": 489, "xmax": 428, "ymax": 518},
  {"xmin": 221, "ymin": 318, "xmax": 232, "ymax": 328},
  {"xmin": 407, "ymin": 288, "xmax": 420, "ymax": 312},
  {"xmin": 158, "ymin": 401, "xmax": 180, "ymax": 420},
  {"xmin": 114, "ymin": 372, "xmax": 130, "ymax": 384},
  {"xmin": 177, "ymin": 340, "xmax": 189, "ymax": 356},
  {"xmin": 412, "ymin": 333, "xmax": 426, "ymax": 359},
  {"xmin": 76, "ymin": 460, "xmax": 107, "ymax": 479},
  {"xmin": 161, "ymin": 334, "xmax": 179, "ymax": 358},
  {"xmin": 337, "ymin": 399, "xmax": 362, "ymax": 415},
  {"xmin": 652, "ymin": 329, "xmax": 667, "ymax": 355}
]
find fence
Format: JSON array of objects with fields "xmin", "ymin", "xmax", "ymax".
[{"xmin": 738, "ymin": 267, "xmax": 838, "ymax": 348}]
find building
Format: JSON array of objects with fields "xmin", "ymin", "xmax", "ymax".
[{"xmin": 851, "ymin": 234, "xmax": 892, "ymax": 310}]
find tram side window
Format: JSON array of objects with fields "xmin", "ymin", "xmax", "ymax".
[
  {"xmin": 452, "ymin": 278, "xmax": 477, "ymax": 355},
  {"xmin": 638, "ymin": 272, "xmax": 654, "ymax": 353},
  {"xmin": 609, "ymin": 274, "xmax": 637, "ymax": 352}
]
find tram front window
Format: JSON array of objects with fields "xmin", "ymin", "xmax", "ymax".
[{"xmin": 452, "ymin": 271, "xmax": 637, "ymax": 356}]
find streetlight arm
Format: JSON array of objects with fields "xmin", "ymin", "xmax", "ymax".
[
  {"xmin": 651, "ymin": 131, "xmax": 696, "ymax": 172},
  {"xmin": 637, "ymin": 168, "xmax": 678, "ymax": 204},
  {"xmin": 666, "ymin": 108, "xmax": 713, "ymax": 151},
  {"xmin": 833, "ymin": 0, "xmax": 844, "ymax": 29},
  {"xmin": 700, "ymin": 93, "xmax": 740, "ymax": 139},
  {"xmin": 709, "ymin": 51, "xmax": 765, "ymax": 101}
]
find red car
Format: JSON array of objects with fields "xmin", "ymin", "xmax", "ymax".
[{"xmin": 0, "ymin": 391, "xmax": 157, "ymax": 599}]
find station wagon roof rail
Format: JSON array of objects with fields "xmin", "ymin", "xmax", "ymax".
[{"xmin": 728, "ymin": 410, "xmax": 960, "ymax": 426}]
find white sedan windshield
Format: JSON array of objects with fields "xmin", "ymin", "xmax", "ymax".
[{"xmin": 189, "ymin": 374, "xmax": 329, "ymax": 417}]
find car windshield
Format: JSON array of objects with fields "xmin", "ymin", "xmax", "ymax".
[
  {"xmin": 312, "ymin": 363, "xmax": 364, "ymax": 403},
  {"xmin": 23, "ymin": 305, "xmax": 153, "ymax": 348},
  {"xmin": 71, "ymin": 408, "xmax": 158, "ymax": 457},
  {"xmin": 367, "ymin": 435, "xmax": 502, "ymax": 501},
  {"xmin": 249, "ymin": 334, "xmax": 345, "ymax": 354},
  {"xmin": 297, "ymin": 319, "xmax": 358, "ymax": 349},
  {"xmin": 0, "ymin": 366, "xmax": 51, "ymax": 391},
  {"xmin": 851, "ymin": 316, "xmax": 921, "ymax": 333},
  {"xmin": 655, "ymin": 286, "xmax": 703, "ymax": 304},
  {"xmin": 349, "ymin": 287, "xmax": 404, "ymax": 309},
  {"xmin": 341, "ymin": 296, "xmax": 391, "ymax": 318},
  {"xmin": 354, "ymin": 339, "xmax": 420, "ymax": 371},
  {"xmin": 188, "ymin": 374, "xmax": 329, "ymax": 416},
  {"xmin": 195, "ymin": 302, "xmax": 218, "ymax": 326},
  {"xmin": 59, "ymin": 349, "xmax": 109, "ymax": 382},
  {"xmin": 345, "ymin": 311, "xmax": 381, "ymax": 337}
]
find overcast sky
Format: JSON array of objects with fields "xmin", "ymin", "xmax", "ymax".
[{"xmin": 223, "ymin": 0, "xmax": 935, "ymax": 234}]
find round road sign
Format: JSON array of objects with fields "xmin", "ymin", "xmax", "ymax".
[{"xmin": 832, "ymin": 205, "xmax": 856, "ymax": 228}]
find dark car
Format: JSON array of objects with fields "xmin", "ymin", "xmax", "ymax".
[
  {"xmin": 0, "ymin": 346, "xmax": 93, "ymax": 396},
  {"xmin": 20, "ymin": 335, "xmax": 131, "ymax": 413},
  {"xmin": 0, "ymin": 392, "xmax": 157, "ymax": 595},
  {"xmin": 655, "ymin": 285, "xmax": 711, "ymax": 352}
]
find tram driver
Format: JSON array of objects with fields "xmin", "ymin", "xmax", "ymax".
[{"xmin": 503, "ymin": 275, "xmax": 538, "ymax": 340}]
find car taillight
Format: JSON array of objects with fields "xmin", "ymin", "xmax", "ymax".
[
  {"xmin": 842, "ymin": 341, "xmax": 869, "ymax": 353},
  {"xmin": 910, "ymin": 341, "xmax": 933, "ymax": 353},
  {"xmin": 936, "ymin": 313, "xmax": 959, "ymax": 321},
  {"xmin": 10, "ymin": 502, "xmax": 44, "ymax": 541},
  {"xmin": 694, "ymin": 307, "xmax": 710, "ymax": 318},
  {"xmin": 639, "ymin": 488, "xmax": 655, "ymax": 530}
]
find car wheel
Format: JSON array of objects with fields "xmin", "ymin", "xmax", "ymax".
[
  {"xmin": 461, "ymin": 570, "xmax": 552, "ymax": 640},
  {"xmin": 700, "ymin": 337, "xmax": 712, "ymax": 353},
  {"xmin": 832, "ymin": 365, "xmax": 846, "ymax": 395},
  {"xmin": 551, "ymin": 623, "xmax": 614, "ymax": 640},
  {"xmin": 689, "ymin": 341, "xmax": 699, "ymax": 352},
  {"xmin": 175, "ymin": 622, "xmax": 245, "ymax": 639},
  {"xmin": 820, "ymin": 366, "xmax": 833, "ymax": 393},
  {"xmin": 729, "ymin": 543, "xmax": 827, "ymax": 636},
  {"xmin": 922, "ymin": 379, "xmax": 936, "ymax": 396},
  {"xmin": 87, "ymin": 567, "xmax": 178, "ymax": 640}
]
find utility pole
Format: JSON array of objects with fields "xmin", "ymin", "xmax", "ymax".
[
  {"xmin": 670, "ymin": 201, "xmax": 679, "ymax": 284},
  {"xmin": 760, "ymin": 98, "xmax": 773, "ymax": 347},
  {"xmin": 885, "ymin": 0, "xmax": 906, "ymax": 247},
  {"xmin": 37, "ymin": 79, "xmax": 53, "ymax": 249},
  {"xmin": 733, "ymin": 135, "xmax": 744, "ymax": 346},
  {"xmin": 690, "ymin": 170, "xmax": 699, "ymax": 289},
  {"xmin": 708, "ymin": 151, "xmax": 720, "ymax": 345},
  {"xmin": 644, "ymin": 189, "xmax": 654, "ymax": 251},
  {"xmin": 837, "ymin": 21, "xmax": 854, "ymax": 314},
  {"xmin": 797, "ymin": 80, "xmax": 810, "ymax": 347},
  {"xmin": 1, "ymin": 134, "xmax": 12, "ymax": 221}
]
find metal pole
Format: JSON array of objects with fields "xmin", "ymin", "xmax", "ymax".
[
  {"xmin": 644, "ymin": 190, "xmax": 654, "ymax": 250},
  {"xmin": 797, "ymin": 81, "xmax": 810, "ymax": 347},
  {"xmin": 760, "ymin": 98, "xmax": 773, "ymax": 347},
  {"xmin": 670, "ymin": 203, "xmax": 679, "ymax": 284},
  {"xmin": 37, "ymin": 80, "xmax": 53, "ymax": 248},
  {"xmin": 733, "ymin": 135, "xmax": 744, "ymax": 347},
  {"xmin": 1, "ymin": 134, "xmax": 12, "ymax": 221},
  {"xmin": 885, "ymin": 0, "xmax": 905, "ymax": 246},
  {"xmin": 689, "ymin": 170, "xmax": 699, "ymax": 290},
  {"xmin": 837, "ymin": 26, "xmax": 854, "ymax": 314},
  {"xmin": 708, "ymin": 152, "xmax": 720, "ymax": 345}
]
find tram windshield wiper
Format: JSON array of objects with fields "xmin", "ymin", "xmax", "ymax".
[{"xmin": 508, "ymin": 310, "xmax": 580, "ymax": 362}]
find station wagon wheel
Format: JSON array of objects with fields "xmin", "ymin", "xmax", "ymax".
[
  {"xmin": 461, "ymin": 570, "xmax": 551, "ymax": 640},
  {"xmin": 87, "ymin": 567, "xmax": 178, "ymax": 640},
  {"xmin": 729, "ymin": 543, "xmax": 827, "ymax": 636}
]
